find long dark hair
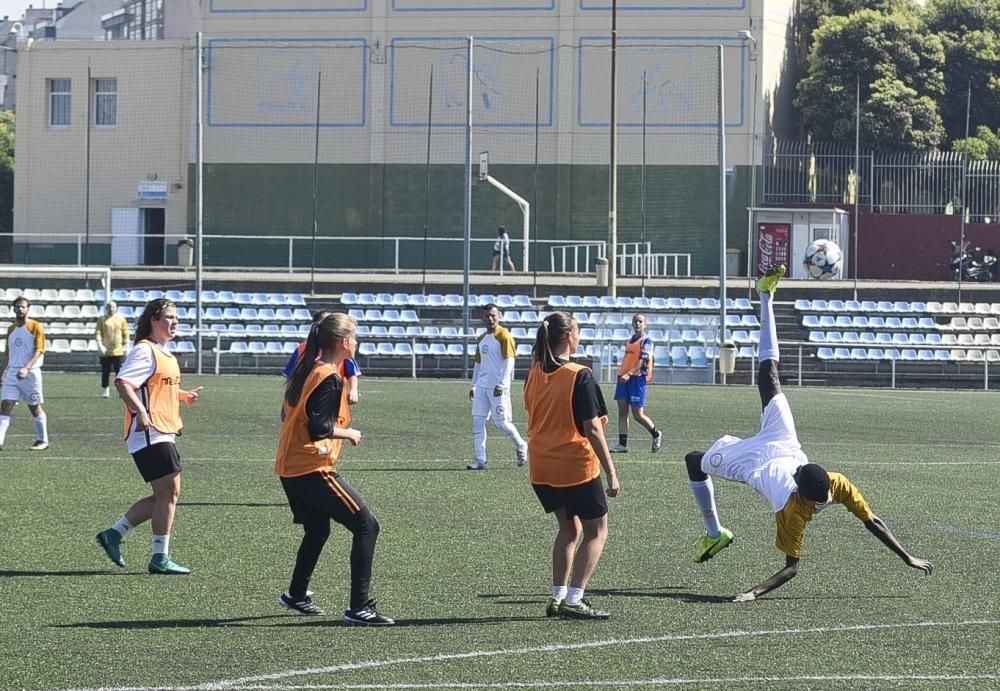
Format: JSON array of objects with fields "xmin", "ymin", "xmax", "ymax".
[
  {"xmin": 532, "ymin": 311, "xmax": 576, "ymax": 370},
  {"xmin": 134, "ymin": 298, "xmax": 176, "ymax": 343},
  {"xmin": 285, "ymin": 312, "xmax": 356, "ymax": 406}
]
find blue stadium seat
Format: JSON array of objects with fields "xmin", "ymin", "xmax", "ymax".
[
  {"xmin": 446, "ymin": 344, "xmax": 464, "ymax": 356},
  {"xmin": 388, "ymin": 326, "xmax": 406, "ymax": 338},
  {"xmin": 376, "ymin": 343, "xmax": 395, "ymax": 356},
  {"xmin": 817, "ymin": 347, "xmax": 834, "ymax": 360},
  {"xmin": 517, "ymin": 343, "xmax": 532, "ymax": 357},
  {"xmin": 409, "ymin": 294, "xmax": 427, "ymax": 307},
  {"xmin": 802, "ymin": 315, "xmax": 820, "ymax": 329},
  {"xmin": 548, "ymin": 295, "xmax": 567, "ymax": 308},
  {"xmin": 444, "ymin": 294, "xmax": 464, "ymax": 307},
  {"xmin": 228, "ymin": 342, "xmax": 249, "ymax": 354},
  {"xmin": 395, "ymin": 343, "xmax": 413, "ymax": 356},
  {"xmin": 566, "ymin": 296, "xmax": 584, "ymax": 308},
  {"xmin": 933, "ymin": 349, "xmax": 951, "ymax": 362},
  {"xmin": 835, "ymin": 316, "xmax": 853, "ymax": 328},
  {"xmin": 375, "ymin": 293, "xmax": 394, "ymax": 306},
  {"xmin": 844, "ymin": 300, "xmax": 862, "ymax": 311},
  {"xmin": 358, "ymin": 293, "xmax": 376, "ymax": 306},
  {"xmin": 429, "ymin": 343, "xmax": 448, "ymax": 356},
  {"xmin": 382, "ymin": 309, "xmax": 401, "ymax": 322},
  {"xmin": 282, "ymin": 341, "xmax": 297, "ymax": 354},
  {"xmin": 413, "ymin": 343, "xmax": 431, "ymax": 356},
  {"xmin": 670, "ymin": 345, "xmax": 689, "ymax": 367},
  {"xmin": 583, "ymin": 296, "xmax": 601, "ymax": 308},
  {"xmin": 833, "ymin": 347, "xmax": 851, "ymax": 359},
  {"xmin": 818, "ymin": 316, "xmax": 836, "ymax": 328},
  {"xmin": 866, "ymin": 347, "xmax": 884, "ymax": 360},
  {"xmin": 363, "ymin": 309, "xmax": 382, "ymax": 322},
  {"xmin": 850, "ymin": 348, "xmax": 867, "ymax": 360},
  {"xmin": 370, "ymin": 326, "xmax": 388, "ymax": 338},
  {"xmin": 825, "ymin": 331, "xmax": 843, "ymax": 344},
  {"xmin": 358, "ymin": 342, "xmax": 376, "ymax": 356},
  {"xmin": 392, "ymin": 293, "xmax": 410, "ymax": 306},
  {"xmin": 843, "ymin": 331, "xmax": 860, "ymax": 344},
  {"xmin": 217, "ymin": 290, "xmax": 236, "ymax": 304},
  {"xmin": 794, "ymin": 299, "xmax": 811, "ymax": 311},
  {"xmin": 247, "ymin": 342, "xmax": 266, "ymax": 355},
  {"xmin": 828, "ymin": 300, "xmax": 846, "ymax": 312},
  {"xmin": 733, "ymin": 298, "xmax": 752, "ymax": 311}
]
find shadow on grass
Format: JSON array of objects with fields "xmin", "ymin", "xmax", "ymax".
[
  {"xmin": 271, "ymin": 614, "xmax": 541, "ymax": 627},
  {"xmin": 54, "ymin": 614, "xmax": 539, "ymax": 630},
  {"xmin": 0, "ymin": 569, "xmax": 132, "ymax": 577},
  {"xmin": 52, "ymin": 615, "xmax": 287, "ymax": 629},
  {"xmin": 479, "ymin": 586, "xmax": 733, "ymax": 605},
  {"xmin": 179, "ymin": 502, "xmax": 285, "ymax": 508}
]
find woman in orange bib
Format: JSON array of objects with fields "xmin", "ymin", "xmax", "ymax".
[
  {"xmin": 274, "ymin": 313, "xmax": 393, "ymax": 625},
  {"xmin": 524, "ymin": 311, "xmax": 620, "ymax": 620},
  {"xmin": 95, "ymin": 298, "xmax": 203, "ymax": 575}
]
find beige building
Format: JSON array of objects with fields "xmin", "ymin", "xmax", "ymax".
[{"xmin": 13, "ymin": 0, "xmax": 795, "ymax": 271}]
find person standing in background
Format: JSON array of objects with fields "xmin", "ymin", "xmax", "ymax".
[
  {"xmin": 0, "ymin": 296, "xmax": 49, "ymax": 451},
  {"xmin": 491, "ymin": 225, "xmax": 516, "ymax": 273},
  {"xmin": 95, "ymin": 301, "xmax": 130, "ymax": 398}
]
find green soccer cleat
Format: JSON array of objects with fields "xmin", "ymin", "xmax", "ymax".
[
  {"xmin": 147, "ymin": 554, "xmax": 191, "ymax": 575},
  {"xmin": 755, "ymin": 264, "xmax": 786, "ymax": 296},
  {"xmin": 693, "ymin": 527, "xmax": 735, "ymax": 564},
  {"xmin": 545, "ymin": 597, "xmax": 562, "ymax": 617},
  {"xmin": 95, "ymin": 529, "xmax": 125, "ymax": 568},
  {"xmin": 557, "ymin": 598, "xmax": 611, "ymax": 620}
]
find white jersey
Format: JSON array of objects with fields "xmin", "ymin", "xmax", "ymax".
[
  {"xmin": 472, "ymin": 326, "xmax": 517, "ymax": 390},
  {"xmin": 116, "ymin": 341, "xmax": 177, "ymax": 454},
  {"xmin": 702, "ymin": 393, "xmax": 809, "ymax": 512},
  {"xmin": 5, "ymin": 320, "xmax": 45, "ymax": 370}
]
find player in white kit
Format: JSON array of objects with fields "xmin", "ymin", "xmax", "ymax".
[
  {"xmin": 466, "ymin": 303, "xmax": 528, "ymax": 470},
  {"xmin": 684, "ymin": 265, "xmax": 932, "ymax": 601},
  {"xmin": 0, "ymin": 296, "xmax": 49, "ymax": 451}
]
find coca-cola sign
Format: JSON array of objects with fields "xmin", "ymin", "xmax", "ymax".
[{"xmin": 757, "ymin": 223, "xmax": 790, "ymax": 275}]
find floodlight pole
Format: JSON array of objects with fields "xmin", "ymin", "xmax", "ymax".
[
  {"xmin": 483, "ymin": 175, "xmax": 529, "ymax": 274},
  {"xmin": 461, "ymin": 36, "xmax": 473, "ymax": 378},
  {"xmin": 195, "ymin": 32, "xmax": 205, "ymax": 375},
  {"xmin": 607, "ymin": 0, "xmax": 618, "ymax": 297},
  {"xmin": 717, "ymin": 44, "xmax": 728, "ymax": 381}
]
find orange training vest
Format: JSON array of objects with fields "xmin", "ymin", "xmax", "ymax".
[
  {"xmin": 275, "ymin": 361, "xmax": 351, "ymax": 478},
  {"xmin": 123, "ymin": 340, "xmax": 182, "ymax": 439},
  {"xmin": 618, "ymin": 335, "xmax": 653, "ymax": 382},
  {"xmin": 524, "ymin": 361, "xmax": 601, "ymax": 488}
]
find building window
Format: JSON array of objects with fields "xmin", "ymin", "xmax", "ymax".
[
  {"xmin": 48, "ymin": 78, "xmax": 71, "ymax": 127},
  {"xmin": 94, "ymin": 78, "xmax": 117, "ymax": 127}
]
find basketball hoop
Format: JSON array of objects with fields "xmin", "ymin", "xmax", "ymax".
[{"xmin": 479, "ymin": 151, "xmax": 488, "ymax": 181}]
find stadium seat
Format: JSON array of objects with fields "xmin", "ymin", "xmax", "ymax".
[
  {"xmin": 175, "ymin": 342, "xmax": 196, "ymax": 354},
  {"xmin": 247, "ymin": 342, "xmax": 266, "ymax": 355},
  {"xmin": 818, "ymin": 316, "xmax": 836, "ymax": 328},
  {"xmin": 239, "ymin": 307, "xmax": 258, "ymax": 321},
  {"xmin": 633, "ymin": 296, "xmax": 652, "ymax": 310},
  {"xmin": 422, "ymin": 326, "xmax": 441, "ymax": 338},
  {"xmin": 909, "ymin": 333, "xmax": 926, "ymax": 346},
  {"xmin": 391, "ymin": 293, "xmax": 410, "ymax": 306},
  {"xmin": 358, "ymin": 293, "xmax": 377, "ymax": 306},
  {"xmin": 363, "ymin": 309, "xmax": 382, "ymax": 322},
  {"xmin": 582, "ymin": 296, "xmax": 601, "ymax": 309},
  {"xmin": 670, "ymin": 345, "xmax": 689, "ymax": 367},
  {"xmin": 426, "ymin": 294, "xmax": 445, "ymax": 308},
  {"xmin": 429, "ymin": 343, "xmax": 448, "ymax": 356},
  {"xmin": 375, "ymin": 342, "xmax": 395, "ymax": 356},
  {"xmin": 844, "ymin": 300, "xmax": 862, "ymax": 312},
  {"xmin": 340, "ymin": 292, "xmax": 359, "ymax": 305},
  {"xmin": 548, "ymin": 295, "xmax": 567, "ymax": 308},
  {"xmin": 808, "ymin": 331, "xmax": 825, "ymax": 343},
  {"xmin": 223, "ymin": 307, "xmax": 241, "ymax": 320},
  {"xmin": 909, "ymin": 301, "xmax": 927, "ymax": 313},
  {"xmin": 370, "ymin": 326, "xmax": 389, "ymax": 338},
  {"xmin": 217, "ymin": 290, "xmax": 236, "ymax": 304},
  {"xmin": 444, "ymin": 294, "xmax": 464, "ymax": 307},
  {"xmin": 833, "ymin": 347, "xmax": 851, "ymax": 359},
  {"xmin": 413, "ymin": 343, "xmax": 431, "ymax": 356},
  {"xmin": 950, "ymin": 349, "xmax": 967, "ymax": 362},
  {"xmin": 866, "ymin": 348, "xmax": 884, "ymax": 360},
  {"xmin": 934, "ymin": 349, "xmax": 952, "ymax": 362},
  {"xmin": 394, "ymin": 343, "xmax": 413, "ymax": 356},
  {"xmin": 228, "ymin": 342, "xmax": 249, "ymax": 354},
  {"xmin": 375, "ymin": 294, "xmax": 394, "ymax": 306},
  {"xmin": 388, "ymin": 325, "xmax": 406, "ymax": 338},
  {"xmin": 828, "ymin": 300, "xmax": 845, "ymax": 312},
  {"xmin": 850, "ymin": 348, "xmax": 867, "ymax": 360},
  {"xmin": 382, "ymin": 309, "xmax": 400, "ymax": 322},
  {"xmin": 409, "ymin": 294, "xmax": 427, "ymax": 307},
  {"xmin": 834, "ymin": 316, "xmax": 852, "ymax": 328},
  {"xmin": 405, "ymin": 326, "xmax": 424, "ymax": 338},
  {"xmin": 204, "ymin": 308, "xmax": 224, "ymax": 321},
  {"xmin": 274, "ymin": 308, "xmax": 294, "ymax": 321},
  {"xmin": 497, "ymin": 295, "xmax": 516, "ymax": 309},
  {"xmin": 825, "ymin": 331, "xmax": 843, "ymax": 344},
  {"xmin": 358, "ymin": 342, "xmax": 377, "ymax": 356},
  {"xmin": 794, "ymin": 299, "xmax": 811, "ymax": 311},
  {"xmin": 446, "ymin": 344, "xmax": 464, "ymax": 356},
  {"xmin": 802, "ymin": 315, "xmax": 820, "ymax": 329},
  {"xmin": 689, "ymin": 346, "xmax": 708, "ymax": 367},
  {"xmin": 281, "ymin": 341, "xmax": 297, "ymax": 354}
]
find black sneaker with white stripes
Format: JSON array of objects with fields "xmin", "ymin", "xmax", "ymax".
[
  {"xmin": 344, "ymin": 598, "xmax": 395, "ymax": 626},
  {"xmin": 279, "ymin": 591, "xmax": 326, "ymax": 616}
]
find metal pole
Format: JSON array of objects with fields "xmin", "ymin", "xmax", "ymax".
[
  {"xmin": 717, "ymin": 46, "xmax": 728, "ymax": 365},
  {"xmin": 532, "ymin": 67, "xmax": 540, "ymax": 298},
  {"xmin": 743, "ymin": 30, "xmax": 758, "ymax": 299},
  {"xmin": 85, "ymin": 64, "xmax": 92, "ymax": 267},
  {"xmin": 195, "ymin": 33, "xmax": 205, "ymax": 375},
  {"xmin": 958, "ymin": 81, "xmax": 971, "ymax": 305},
  {"xmin": 640, "ymin": 71, "xmax": 647, "ymax": 298},
  {"xmin": 462, "ymin": 37, "xmax": 473, "ymax": 378},
  {"xmin": 310, "ymin": 71, "xmax": 321, "ymax": 296},
  {"xmin": 421, "ymin": 66, "xmax": 433, "ymax": 294},
  {"xmin": 607, "ymin": 0, "xmax": 618, "ymax": 297},
  {"xmin": 853, "ymin": 75, "xmax": 860, "ymax": 301}
]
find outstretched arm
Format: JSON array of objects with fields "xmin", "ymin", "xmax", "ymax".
[
  {"xmin": 863, "ymin": 515, "xmax": 933, "ymax": 575},
  {"xmin": 734, "ymin": 555, "xmax": 800, "ymax": 602}
]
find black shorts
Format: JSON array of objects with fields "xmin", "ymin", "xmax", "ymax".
[
  {"xmin": 132, "ymin": 442, "xmax": 182, "ymax": 483},
  {"xmin": 280, "ymin": 469, "xmax": 370, "ymax": 528},
  {"xmin": 533, "ymin": 476, "xmax": 608, "ymax": 520}
]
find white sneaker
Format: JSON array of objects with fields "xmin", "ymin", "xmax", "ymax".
[
  {"xmin": 516, "ymin": 447, "xmax": 528, "ymax": 467},
  {"xmin": 466, "ymin": 460, "xmax": 487, "ymax": 470},
  {"xmin": 100, "ymin": 388, "xmax": 110, "ymax": 398},
  {"xmin": 609, "ymin": 444, "xmax": 628, "ymax": 454}
]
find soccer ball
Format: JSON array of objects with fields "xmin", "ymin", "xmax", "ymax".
[{"xmin": 803, "ymin": 239, "xmax": 843, "ymax": 280}]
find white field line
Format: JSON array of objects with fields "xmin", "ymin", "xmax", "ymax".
[
  {"xmin": 169, "ymin": 675, "xmax": 1000, "ymax": 689},
  {"xmin": 930, "ymin": 523, "xmax": 1000, "ymax": 541},
  {"xmin": 57, "ymin": 619, "xmax": 1000, "ymax": 691}
]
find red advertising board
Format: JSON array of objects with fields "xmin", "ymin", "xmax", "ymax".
[{"xmin": 757, "ymin": 223, "xmax": 790, "ymax": 275}]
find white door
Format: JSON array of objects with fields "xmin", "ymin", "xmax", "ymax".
[{"xmin": 111, "ymin": 207, "xmax": 141, "ymax": 265}]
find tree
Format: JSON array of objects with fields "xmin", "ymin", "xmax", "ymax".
[
  {"xmin": 921, "ymin": 0, "xmax": 1000, "ymax": 141},
  {"xmin": 952, "ymin": 125, "xmax": 1000, "ymax": 160},
  {"xmin": 0, "ymin": 109, "xmax": 13, "ymax": 237},
  {"xmin": 796, "ymin": 10, "xmax": 946, "ymax": 151}
]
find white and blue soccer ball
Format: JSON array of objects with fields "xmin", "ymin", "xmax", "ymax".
[{"xmin": 803, "ymin": 239, "xmax": 843, "ymax": 280}]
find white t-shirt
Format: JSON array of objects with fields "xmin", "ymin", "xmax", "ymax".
[
  {"xmin": 702, "ymin": 393, "xmax": 809, "ymax": 512},
  {"xmin": 471, "ymin": 326, "xmax": 516, "ymax": 389},
  {"xmin": 116, "ymin": 341, "xmax": 177, "ymax": 454}
]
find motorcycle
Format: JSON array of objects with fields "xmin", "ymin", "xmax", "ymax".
[{"xmin": 950, "ymin": 240, "xmax": 998, "ymax": 282}]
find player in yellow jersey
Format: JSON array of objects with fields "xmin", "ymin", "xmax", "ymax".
[
  {"xmin": 684, "ymin": 266, "xmax": 932, "ymax": 601},
  {"xmin": 0, "ymin": 296, "xmax": 49, "ymax": 451},
  {"xmin": 95, "ymin": 300, "xmax": 130, "ymax": 398},
  {"xmin": 466, "ymin": 303, "xmax": 528, "ymax": 469}
]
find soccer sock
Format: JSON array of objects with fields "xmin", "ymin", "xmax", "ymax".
[
  {"xmin": 0, "ymin": 415, "xmax": 9, "ymax": 446},
  {"xmin": 112, "ymin": 515, "xmax": 133, "ymax": 539},
  {"xmin": 472, "ymin": 415, "xmax": 488, "ymax": 463},
  {"xmin": 690, "ymin": 478, "xmax": 722, "ymax": 538},
  {"xmin": 552, "ymin": 585, "xmax": 568, "ymax": 601},
  {"xmin": 34, "ymin": 414, "xmax": 48, "ymax": 443},
  {"xmin": 758, "ymin": 292, "xmax": 780, "ymax": 363},
  {"xmin": 618, "ymin": 434, "xmax": 628, "ymax": 447},
  {"xmin": 650, "ymin": 427, "xmax": 658, "ymax": 438},
  {"xmin": 152, "ymin": 534, "xmax": 169, "ymax": 555},
  {"xmin": 566, "ymin": 587, "xmax": 585, "ymax": 606}
]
